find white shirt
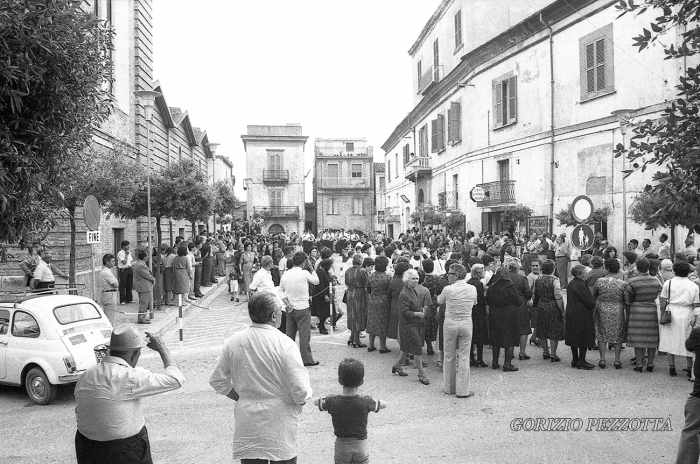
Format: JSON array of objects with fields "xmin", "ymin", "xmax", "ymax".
[
  {"xmin": 32, "ymin": 258, "xmax": 56, "ymax": 282},
  {"xmin": 209, "ymin": 324, "xmax": 312, "ymax": 461},
  {"xmin": 75, "ymin": 356, "xmax": 185, "ymax": 441},
  {"xmin": 437, "ymin": 280, "xmax": 477, "ymax": 320},
  {"xmin": 117, "ymin": 249, "xmax": 132, "ymax": 269},
  {"xmin": 280, "ymin": 267, "xmax": 319, "ymax": 310},
  {"xmin": 250, "ymin": 267, "xmax": 275, "ymax": 292}
]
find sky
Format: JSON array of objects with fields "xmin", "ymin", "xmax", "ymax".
[{"xmin": 152, "ymin": 0, "xmax": 442, "ymax": 198}]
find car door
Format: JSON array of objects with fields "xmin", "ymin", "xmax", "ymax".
[{"xmin": 0, "ymin": 308, "xmax": 9, "ymax": 379}]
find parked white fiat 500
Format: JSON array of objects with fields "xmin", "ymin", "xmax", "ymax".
[{"xmin": 0, "ymin": 293, "xmax": 113, "ymax": 405}]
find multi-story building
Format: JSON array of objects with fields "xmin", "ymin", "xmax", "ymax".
[
  {"xmin": 313, "ymin": 138, "xmax": 375, "ymax": 234},
  {"xmin": 382, "ymin": 0, "xmax": 696, "ymax": 248},
  {"xmin": 241, "ymin": 124, "xmax": 308, "ymax": 235},
  {"xmin": 373, "ymin": 163, "xmax": 386, "ymax": 235}
]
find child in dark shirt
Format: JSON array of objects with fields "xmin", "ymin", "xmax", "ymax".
[{"xmin": 314, "ymin": 358, "xmax": 387, "ymax": 464}]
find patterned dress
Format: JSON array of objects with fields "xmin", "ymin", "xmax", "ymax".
[
  {"xmin": 344, "ymin": 266, "xmax": 368, "ymax": 332},
  {"xmin": 625, "ymin": 273, "xmax": 662, "ymax": 348},
  {"xmin": 593, "ymin": 276, "xmax": 628, "ymax": 343},
  {"xmin": 533, "ymin": 274, "xmax": 565, "ymax": 341},
  {"xmin": 366, "ymin": 271, "xmax": 391, "ymax": 336},
  {"xmin": 422, "ymin": 274, "xmax": 440, "ymax": 342}
]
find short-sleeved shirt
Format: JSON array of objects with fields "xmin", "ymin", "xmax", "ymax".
[
  {"xmin": 117, "ymin": 249, "xmax": 132, "ymax": 269},
  {"xmin": 661, "ymin": 276, "xmax": 700, "ymax": 307},
  {"xmin": 319, "ymin": 395, "xmax": 380, "ymax": 440}
]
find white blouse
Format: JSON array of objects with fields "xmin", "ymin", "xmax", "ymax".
[{"xmin": 661, "ymin": 277, "xmax": 700, "ymax": 307}]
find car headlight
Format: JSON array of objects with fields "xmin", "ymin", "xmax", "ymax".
[{"xmin": 63, "ymin": 355, "xmax": 77, "ymax": 373}]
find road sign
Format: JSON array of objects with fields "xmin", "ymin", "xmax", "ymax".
[
  {"xmin": 83, "ymin": 195, "xmax": 101, "ymax": 231},
  {"xmin": 571, "ymin": 195, "xmax": 594, "ymax": 223},
  {"xmin": 571, "ymin": 224, "xmax": 594, "ymax": 251},
  {"xmin": 470, "ymin": 186, "xmax": 485, "ymax": 202},
  {"xmin": 86, "ymin": 230, "xmax": 101, "ymax": 244}
]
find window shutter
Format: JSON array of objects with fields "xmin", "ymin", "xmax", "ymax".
[
  {"xmin": 437, "ymin": 113, "xmax": 445, "ymax": 150},
  {"xmin": 493, "ymin": 80, "xmax": 503, "ymax": 127},
  {"xmin": 450, "ymin": 101, "xmax": 461, "ymax": 143},
  {"xmin": 431, "ymin": 119, "xmax": 439, "ymax": 152},
  {"xmin": 447, "ymin": 106, "xmax": 453, "ymax": 143},
  {"xmin": 422, "ymin": 124, "xmax": 429, "ymax": 157},
  {"xmin": 595, "ymin": 39, "xmax": 605, "ymax": 91},
  {"xmin": 508, "ymin": 76, "xmax": 517, "ymax": 123},
  {"xmin": 586, "ymin": 43, "xmax": 595, "ymax": 93}
]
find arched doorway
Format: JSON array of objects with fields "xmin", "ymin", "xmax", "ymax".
[
  {"xmin": 418, "ymin": 189, "xmax": 424, "ymax": 206},
  {"xmin": 268, "ymin": 224, "xmax": 285, "ymax": 234}
]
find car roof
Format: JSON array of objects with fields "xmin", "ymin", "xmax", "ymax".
[{"xmin": 0, "ymin": 294, "xmax": 97, "ymax": 311}]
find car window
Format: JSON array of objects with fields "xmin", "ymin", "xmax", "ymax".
[
  {"xmin": 12, "ymin": 311, "xmax": 40, "ymax": 338},
  {"xmin": 53, "ymin": 303, "xmax": 102, "ymax": 325},
  {"xmin": 0, "ymin": 309, "xmax": 9, "ymax": 335}
]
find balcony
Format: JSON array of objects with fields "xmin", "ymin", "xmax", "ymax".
[
  {"xmin": 262, "ymin": 170, "xmax": 289, "ymax": 183},
  {"xmin": 405, "ymin": 156, "xmax": 432, "ymax": 183},
  {"xmin": 418, "ymin": 65, "xmax": 444, "ymax": 95},
  {"xmin": 384, "ymin": 206, "xmax": 401, "ymax": 222},
  {"xmin": 438, "ymin": 191, "xmax": 458, "ymax": 211},
  {"xmin": 320, "ymin": 176, "xmax": 369, "ymax": 189},
  {"xmin": 476, "ymin": 180, "xmax": 516, "ymax": 208},
  {"xmin": 253, "ymin": 206, "xmax": 299, "ymax": 218}
]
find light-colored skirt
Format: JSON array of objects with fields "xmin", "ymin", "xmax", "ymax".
[{"xmin": 659, "ymin": 303, "xmax": 694, "ymax": 357}]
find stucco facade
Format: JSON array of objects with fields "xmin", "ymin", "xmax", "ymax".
[
  {"xmin": 383, "ymin": 0, "xmax": 698, "ymax": 250},
  {"xmin": 242, "ymin": 125, "xmax": 308, "ymax": 235}
]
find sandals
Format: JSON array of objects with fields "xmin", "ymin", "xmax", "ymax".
[
  {"xmin": 418, "ymin": 374, "xmax": 430, "ymax": 385},
  {"xmin": 634, "ymin": 365, "xmax": 643, "ymax": 373},
  {"xmin": 543, "ymin": 353, "xmax": 551, "ymax": 360},
  {"xmin": 614, "ymin": 361, "xmax": 622, "ymax": 370},
  {"xmin": 646, "ymin": 363, "xmax": 654, "ymax": 373},
  {"xmin": 392, "ymin": 366, "xmax": 408, "ymax": 377},
  {"xmin": 529, "ymin": 338, "xmax": 541, "ymax": 347},
  {"xmin": 550, "ymin": 355, "xmax": 561, "ymax": 363},
  {"xmin": 598, "ymin": 360, "xmax": 606, "ymax": 369}
]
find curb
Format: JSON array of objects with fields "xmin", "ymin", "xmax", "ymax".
[{"xmin": 143, "ymin": 279, "xmax": 228, "ymax": 338}]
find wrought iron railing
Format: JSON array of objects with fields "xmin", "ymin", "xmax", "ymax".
[
  {"xmin": 262, "ymin": 170, "xmax": 289, "ymax": 182},
  {"xmin": 320, "ymin": 176, "xmax": 368, "ymax": 189},
  {"xmin": 253, "ymin": 206, "xmax": 299, "ymax": 217},
  {"xmin": 476, "ymin": 180, "xmax": 516, "ymax": 207}
]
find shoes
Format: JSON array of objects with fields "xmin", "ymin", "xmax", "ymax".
[
  {"xmin": 470, "ymin": 359, "xmax": 477, "ymax": 367},
  {"xmin": 519, "ymin": 353, "xmax": 530, "ymax": 360},
  {"xmin": 529, "ymin": 337, "xmax": 541, "ymax": 347},
  {"xmin": 201, "ymin": 284, "xmax": 212, "ymax": 287},
  {"xmin": 670, "ymin": 366, "xmax": 677, "ymax": 377},
  {"xmin": 646, "ymin": 363, "xmax": 654, "ymax": 373},
  {"xmin": 456, "ymin": 391, "xmax": 476, "ymax": 398},
  {"xmin": 353, "ymin": 342, "xmax": 367, "ymax": 348},
  {"xmin": 379, "ymin": 348, "xmax": 392, "ymax": 354},
  {"xmin": 188, "ymin": 296, "xmax": 197, "ymax": 300},
  {"xmin": 211, "ymin": 280, "xmax": 218, "ymax": 284},
  {"xmin": 137, "ymin": 319, "xmax": 151, "ymax": 324},
  {"xmin": 195, "ymin": 293, "xmax": 204, "ymax": 298},
  {"xmin": 418, "ymin": 374, "xmax": 430, "ymax": 385},
  {"xmin": 304, "ymin": 361, "xmax": 319, "ymax": 367},
  {"xmin": 120, "ymin": 302, "xmax": 126, "ymax": 305},
  {"xmin": 577, "ymin": 361, "xmax": 595, "ymax": 370},
  {"xmin": 598, "ymin": 360, "xmax": 607, "ymax": 369},
  {"xmin": 319, "ymin": 329, "xmax": 329, "ymax": 335},
  {"xmin": 634, "ymin": 365, "xmax": 643, "ymax": 373},
  {"xmin": 476, "ymin": 360, "xmax": 488, "ymax": 368},
  {"xmin": 492, "ymin": 363, "xmax": 501, "ymax": 369},
  {"xmin": 437, "ymin": 360, "xmax": 442, "ymax": 368},
  {"xmin": 543, "ymin": 353, "xmax": 551, "ymax": 360},
  {"xmin": 571, "ymin": 361, "xmax": 578, "ymax": 368},
  {"xmin": 392, "ymin": 366, "xmax": 408, "ymax": 377},
  {"xmin": 427, "ymin": 349, "xmax": 435, "ymax": 355},
  {"xmin": 236, "ymin": 298, "xmax": 240, "ymax": 302},
  {"xmin": 614, "ymin": 361, "xmax": 622, "ymax": 370},
  {"xmin": 550, "ymin": 355, "xmax": 561, "ymax": 363},
  {"xmin": 310, "ymin": 325, "xmax": 317, "ymax": 330},
  {"xmin": 503, "ymin": 365, "xmax": 519, "ymax": 372},
  {"xmin": 367, "ymin": 346, "xmax": 377, "ymax": 352},
  {"xmin": 230, "ymin": 296, "xmax": 236, "ymax": 301}
]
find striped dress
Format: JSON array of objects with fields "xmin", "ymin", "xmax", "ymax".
[{"xmin": 624, "ymin": 273, "xmax": 662, "ymax": 348}]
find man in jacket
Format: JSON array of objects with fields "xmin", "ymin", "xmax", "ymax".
[{"xmin": 132, "ymin": 250, "xmax": 155, "ymax": 324}]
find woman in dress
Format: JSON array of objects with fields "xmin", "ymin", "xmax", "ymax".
[
  {"xmin": 163, "ymin": 247, "xmax": 175, "ymax": 306},
  {"xmin": 554, "ymin": 234, "xmax": 570, "ymax": 289},
  {"xmin": 593, "ymin": 258, "xmax": 628, "ymax": 369},
  {"xmin": 625, "ymin": 257, "xmax": 662, "ymax": 372},
  {"xmin": 344, "ymin": 254, "xmax": 369, "ymax": 347},
  {"xmin": 533, "ymin": 259, "xmax": 565, "ymax": 362},
  {"xmin": 224, "ymin": 242, "xmax": 239, "ymax": 302},
  {"xmin": 311, "ymin": 258, "xmax": 333, "ymax": 335},
  {"xmin": 366, "ymin": 256, "xmax": 391, "ymax": 353},
  {"xmin": 240, "ymin": 242, "xmax": 257, "ymax": 301},
  {"xmin": 468, "ymin": 264, "xmax": 489, "ymax": 367},
  {"xmin": 486, "ymin": 267, "xmax": 523, "ymax": 372},
  {"xmin": 565, "ymin": 265, "xmax": 596, "ymax": 369},
  {"xmin": 391, "ymin": 269, "xmax": 431, "ymax": 385},
  {"xmin": 172, "ymin": 246, "xmax": 192, "ymax": 303},
  {"xmin": 421, "ymin": 259, "xmax": 440, "ymax": 355},
  {"xmin": 506, "ymin": 258, "xmax": 533, "ymax": 360},
  {"xmin": 658, "ymin": 261, "xmax": 700, "ymax": 377},
  {"xmin": 386, "ymin": 262, "xmax": 410, "ymax": 342}
]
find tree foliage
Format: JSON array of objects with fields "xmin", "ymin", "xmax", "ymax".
[
  {"xmin": 409, "ymin": 210, "xmax": 443, "ymax": 226},
  {"xmin": 443, "ymin": 212, "xmax": 466, "ymax": 233},
  {"xmin": 500, "ymin": 204, "xmax": 534, "ymax": 224},
  {"xmin": 212, "ymin": 179, "xmax": 239, "ymax": 219},
  {"xmin": 614, "ymin": 0, "xmax": 700, "ymax": 223},
  {"xmin": 555, "ymin": 204, "xmax": 611, "ymax": 227},
  {"xmin": 0, "ymin": 1, "xmax": 113, "ymax": 246},
  {"xmin": 630, "ymin": 190, "xmax": 700, "ymax": 229}
]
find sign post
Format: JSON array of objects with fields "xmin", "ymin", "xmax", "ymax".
[
  {"xmin": 84, "ymin": 195, "xmax": 101, "ymax": 301},
  {"xmin": 569, "ymin": 195, "xmax": 595, "ymax": 253},
  {"xmin": 470, "ymin": 186, "xmax": 485, "ymax": 203}
]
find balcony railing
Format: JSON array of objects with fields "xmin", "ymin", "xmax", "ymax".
[
  {"xmin": 320, "ymin": 176, "xmax": 369, "ymax": 189},
  {"xmin": 253, "ymin": 206, "xmax": 299, "ymax": 218},
  {"xmin": 418, "ymin": 65, "xmax": 444, "ymax": 95},
  {"xmin": 476, "ymin": 180, "xmax": 516, "ymax": 207},
  {"xmin": 405, "ymin": 156, "xmax": 432, "ymax": 182},
  {"xmin": 384, "ymin": 206, "xmax": 401, "ymax": 222},
  {"xmin": 262, "ymin": 170, "xmax": 289, "ymax": 183}
]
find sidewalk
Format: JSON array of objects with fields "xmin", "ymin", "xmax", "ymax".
[{"xmin": 107, "ymin": 279, "xmax": 228, "ymax": 338}]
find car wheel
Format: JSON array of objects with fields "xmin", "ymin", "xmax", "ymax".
[{"xmin": 25, "ymin": 367, "xmax": 57, "ymax": 405}]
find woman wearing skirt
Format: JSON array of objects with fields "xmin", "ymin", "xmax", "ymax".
[{"xmin": 624, "ymin": 257, "xmax": 662, "ymax": 372}]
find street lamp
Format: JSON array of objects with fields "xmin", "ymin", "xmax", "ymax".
[
  {"xmin": 207, "ymin": 142, "xmax": 220, "ymax": 235},
  {"xmin": 135, "ymin": 89, "xmax": 162, "ymax": 319},
  {"xmin": 611, "ymin": 108, "xmax": 635, "ymax": 248}
]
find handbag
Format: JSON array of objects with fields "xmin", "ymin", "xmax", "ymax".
[{"xmin": 659, "ymin": 279, "xmax": 672, "ymax": 325}]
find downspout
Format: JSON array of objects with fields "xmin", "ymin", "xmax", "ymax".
[{"xmin": 541, "ymin": 13, "xmax": 555, "ymax": 234}]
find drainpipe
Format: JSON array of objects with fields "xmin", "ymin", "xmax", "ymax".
[{"xmin": 540, "ymin": 13, "xmax": 555, "ymax": 234}]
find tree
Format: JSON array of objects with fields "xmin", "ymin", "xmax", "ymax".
[
  {"xmin": 555, "ymin": 204, "xmax": 611, "ymax": 227},
  {"xmin": 212, "ymin": 179, "xmax": 239, "ymax": 232},
  {"xmin": 614, "ymin": 1, "xmax": 700, "ymax": 224},
  {"xmin": 159, "ymin": 160, "xmax": 213, "ymax": 238},
  {"xmin": 443, "ymin": 212, "xmax": 466, "ymax": 234},
  {"xmin": 500, "ymin": 204, "xmax": 534, "ymax": 233},
  {"xmin": 409, "ymin": 210, "xmax": 443, "ymax": 226},
  {"xmin": 0, "ymin": 1, "xmax": 113, "ymax": 247}
]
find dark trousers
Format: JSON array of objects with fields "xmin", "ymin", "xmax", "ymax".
[
  {"xmin": 118, "ymin": 268, "xmax": 133, "ymax": 303},
  {"xmin": 677, "ymin": 396, "xmax": 700, "ymax": 464},
  {"xmin": 209, "ymin": 256, "xmax": 218, "ymax": 282},
  {"xmin": 75, "ymin": 426, "xmax": 152, "ymax": 464},
  {"xmin": 241, "ymin": 458, "xmax": 296, "ymax": 464},
  {"xmin": 286, "ymin": 308, "xmax": 313, "ymax": 364},
  {"xmin": 194, "ymin": 264, "xmax": 202, "ymax": 296},
  {"xmin": 201, "ymin": 256, "xmax": 213, "ymax": 286}
]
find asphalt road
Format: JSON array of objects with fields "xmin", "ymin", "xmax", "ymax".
[{"xmin": 1, "ymin": 273, "xmax": 694, "ymax": 463}]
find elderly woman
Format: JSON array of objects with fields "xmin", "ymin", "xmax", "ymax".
[
  {"xmin": 625, "ymin": 257, "xmax": 662, "ymax": 373},
  {"xmin": 468, "ymin": 264, "xmax": 489, "ymax": 367},
  {"xmin": 311, "ymin": 258, "xmax": 333, "ymax": 335},
  {"xmin": 486, "ymin": 267, "xmax": 523, "ymax": 371},
  {"xmin": 533, "ymin": 259, "xmax": 565, "ymax": 362},
  {"xmin": 659, "ymin": 261, "xmax": 700, "ymax": 377},
  {"xmin": 240, "ymin": 242, "xmax": 257, "ymax": 301},
  {"xmin": 554, "ymin": 234, "xmax": 570, "ymax": 288},
  {"xmin": 163, "ymin": 247, "xmax": 175, "ymax": 306},
  {"xmin": 660, "ymin": 259, "xmax": 675, "ymax": 282},
  {"xmin": 391, "ymin": 269, "xmax": 431, "ymax": 385},
  {"xmin": 565, "ymin": 265, "xmax": 596, "ymax": 369},
  {"xmin": 366, "ymin": 256, "xmax": 391, "ymax": 353},
  {"xmin": 172, "ymin": 246, "xmax": 192, "ymax": 303},
  {"xmin": 387, "ymin": 262, "xmax": 410, "ymax": 341},
  {"xmin": 593, "ymin": 259, "xmax": 628, "ymax": 369},
  {"xmin": 421, "ymin": 259, "xmax": 440, "ymax": 355},
  {"xmin": 586, "ymin": 256, "xmax": 606, "ymax": 295},
  {"xmin": 506, "ymin": 258, "xmax": 533, "ymax": 360},
  {"xmin": 344, "ymin": 254, "xmax": 369, "ymax": 348},
  {"xmin": 225, "ymin": 242, "xmax": 240, "ymax": 302}
]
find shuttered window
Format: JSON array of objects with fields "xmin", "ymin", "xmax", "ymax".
[
  {"xmin": 579, "ymin": 24, "xmax": 615, "ymax": 101},
  {"xmin": 492, "ymin": 73, "xmax": 517, "ymax": 129},
  {"xmin": 454, "ymin": 10, "xmax": 463, "ymax": 50},
  {"xmin": 419, "ymin": 124, "xmax": 428, "ymax": 157},
  {"xmin": 448, "ymin": 100, "xmax": 462, "ymax": 144},
  {"xmin": 387, "ymin": 160, "xmax": 391, "ymax": 183},
  {"xmin": 403, "ymin": 144, "xmax": 410, "ymax": 166}
]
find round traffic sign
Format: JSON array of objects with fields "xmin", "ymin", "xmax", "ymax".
[
  {"xmin": 471, "ymin": 186, "xmax": 485, "ymax": 202},
  {"xmin": 571, "ymin": 195, "xmax": 594, "ymax": 223},
  {"xmin": 571, "ymin": 224, "xmax": 595, "ymax": 251},
  {"xmin": 83, "ymin": 195, "xmax": 101, "ymax": 231}
]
